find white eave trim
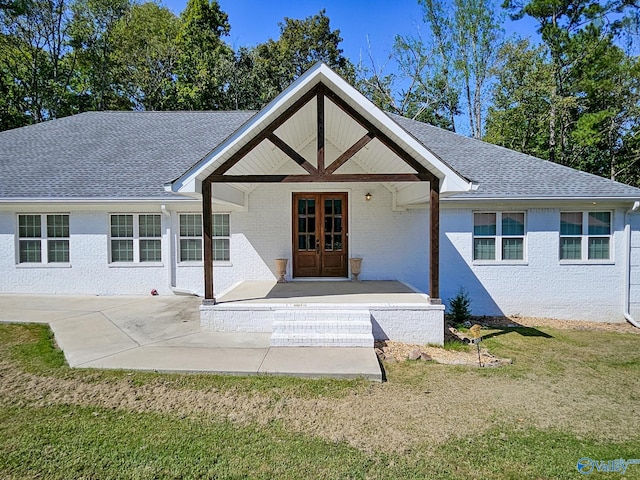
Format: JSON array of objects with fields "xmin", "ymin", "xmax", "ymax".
[{"xmin": 170, "ymin": 63, "xmax": 474, "ymax": 196}]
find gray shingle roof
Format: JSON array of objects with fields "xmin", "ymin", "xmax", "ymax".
[
  {"xmin": 0, "ymin": 111, "xmax": 254, "ymax": 199},
  {"xmin": 1, "ymin": 110, "xmax": 639, "ymax": 201},
  {"xmin": 391, "ymin": 114, "xmax": 640, "ymax": 199}
]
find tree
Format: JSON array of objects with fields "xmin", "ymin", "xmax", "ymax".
[
  {"xmin": 111, "ymin": 2, "xmax": 180, "ymax": 110},
  {"xmin": 175, "ymin": 0, "xmax": 232, "ymax": 110},
  {"xmin": 68, "ymin": 0, "xmax": 131, "ymax": 111},
  {"xmin": 357, "ymin": 33, "xmax": 459, "ymax": 130},
  {"xmin": 357, "ymin": 0, "xmax": 502, "ymax": 135},
  {"xmin": 252, "ymin": 9, "xmax": 355, "ymax": 104},
  {"xmin": 484, "ymin": 39, "xmax": 553, "ymax": 158},
  {"xmin": 0, "ymin": 0, "xmax": 76, "ymax": 123},
  {"xmin": 503, "ymin": 0, "xmax": 640, "ymax": 166}
]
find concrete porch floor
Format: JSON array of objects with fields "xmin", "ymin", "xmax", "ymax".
[
  {"xmin": 0, "ymin": 294, "xmax": 382, "ymax": 381},
  {"xmin": 217, "ymin": 280, "xmax": 432, "ymax": 305}
]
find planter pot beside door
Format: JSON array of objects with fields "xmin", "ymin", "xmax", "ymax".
[
  {"xmin": 350, "ymin": 257, "xmax": 362, "ymax": 281},
  {"xmin": 275, "ymin": 258, "xmax": 288, "ymax": 283}
]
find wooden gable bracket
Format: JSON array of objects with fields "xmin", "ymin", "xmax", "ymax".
[{"xmin": 206, "ymin": 82, "xmax": 438, "ymax": 185}]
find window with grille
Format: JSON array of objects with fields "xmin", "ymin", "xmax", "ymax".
[
  {"xmin": 560, "ymin": 211, "xmax": 611, "ymax": 261},
  {"xmin": 473, "ymin": 212, "xmax": 526, "ymax": 262},
  {"xmin": 110, "ymin": 214, "xmax": 161, "ymax": 263},
  {"xmin": 17, "ymin": 214, "xmax": 69, "ymax": 264}
]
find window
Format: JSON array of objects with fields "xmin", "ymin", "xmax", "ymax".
[
  {"xmin": 110, "ymin": 214, "xmax": 161, "ymax": 263},
  {"xmin": 18, "ymin": 214, "xmax": 69, "ymax": 264},
  {"xmin": 179, "ymin": 214, "xmax": 202, "ymax": 262},
  {"xmin": 560, "ymin": 211, "xmax": 611, "ymax": 261},
  {"xmin": 213, "ymin": 213, "xmax": 230, "ymax": 261},
  {"xmin": 473, "ymin": 212, "xmax": 525, "ymax": 261}
]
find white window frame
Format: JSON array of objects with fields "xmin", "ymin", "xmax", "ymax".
[
  {"xmin": 473, "ymin": 211, "xmax": 527, "ymax": 263},
  {"xmin": 16, "ymin": 214, "xmax": 70, "ymax": 265},
  {"xmin": 178, "ymin": 213, "xmax": 203, "ymax": 263},
  {"xmin": 560, "ymin": 211, "xmax": 613, "ymax": 262},
  {"xmin": 109, "ymin": 214, "xmax": 162, "ymax": 264}
]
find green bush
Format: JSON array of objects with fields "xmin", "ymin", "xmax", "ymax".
[{"xmin": 447, "ymin": 287, "xmax": 472, "ymax": 324}]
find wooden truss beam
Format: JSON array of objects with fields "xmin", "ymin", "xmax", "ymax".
[
  {"xmin": 325, "ymin": 132, "xmax": 375, "ymax": 174},
  {"xmin": 208, "ymin": 86, "xmax": 320, "ymax": 178},
  {"xmin": 322, "ymin": 86, "xmax": 438, "ymax": 183},
  {"xmin": 268, "ymin": 133, "xmax": 318, "ymax": 175}
]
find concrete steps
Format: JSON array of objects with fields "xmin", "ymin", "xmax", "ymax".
[{"xmin": 270, "ymin": 309, "xmax": 374, "ymax": 347}]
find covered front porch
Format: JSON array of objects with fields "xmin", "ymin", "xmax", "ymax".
[
  {"xmin": 201, "ymin": 280, "xmax": 445, "ymax": 345},
  {"xmin": 169, "ymin": 63, "xmax": 473, "ymax": 346}
]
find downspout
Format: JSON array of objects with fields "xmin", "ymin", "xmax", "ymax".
[
  {"xmin": 624, "ymin": 201, "xmax": 640, "ymax": 328},
  {"xmin": 161, "ymin": 204, "xmax": 198, "ymax": 296}
]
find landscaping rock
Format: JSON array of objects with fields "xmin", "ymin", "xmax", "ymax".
[
  {"xmin": 408, "ymin": 349, "xmax": 422, "ymax": 361},
  {"xmin": 420, "ymin": 353, "xmax": 432, "ymax": 361}
]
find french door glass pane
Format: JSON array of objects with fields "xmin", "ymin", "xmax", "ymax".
[
  {"xmin": 111, "ymin": 239, "xmax": 133, "ymax": 262},
  {"xmin": 48, "ymin": 239, "xmax": 69, "ymax": 263},
  {"xmin": 502, "ymin": 238, "xmax": 523, "ymax": 260},
  {"xmin": 560, "ymin": 237, "xmax": 581, "ymax": 260},
  {"xmin": 474, "ymin": 213, "xmax": 496, "ymax": 236},
  {"xmin": 325, "ymin": 199, "xmax": 333, "ymax": 215},
  {"xmin": 325, "ymin": 234, "xmax": 333, "ymax": 251},
  {"xmin": 19, "ymin": 240, "xmax": 41, "ymax": 263},
  {"xmin": 19, "ymin": 214, "xmax": 41, "ymax": 238},
  {"xmin": 474, "ymin": 238, "xmax": 495, "ymax": 260},
  {"xmin": 588, "ymin": 237, "xmax": 609, "ymax": 260},
  {"xmin": 560, "ymin": 212, "xmax": 582, "ymax": 235}
]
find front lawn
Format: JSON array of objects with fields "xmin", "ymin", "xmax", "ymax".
[{"xmin": 1, "ymin": 323, "xmax": 639, "ymax": 479}]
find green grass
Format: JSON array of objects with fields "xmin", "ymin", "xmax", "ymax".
[{"xmin": 2, "ymin": 322, "xmax": 640, "ymax": 479}]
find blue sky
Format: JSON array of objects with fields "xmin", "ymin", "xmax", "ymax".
[{"xmin": 160, "ymin": 0, "xmax": 540, "ymax": 67}]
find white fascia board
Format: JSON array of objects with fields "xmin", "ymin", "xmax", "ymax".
[
  {"xmin": 441, "ymin": 196, "xmax": 640, "ymax": 207},
  {"xmin": 316, "ymin": 66, "xmax": 473, "ymax": 194}
]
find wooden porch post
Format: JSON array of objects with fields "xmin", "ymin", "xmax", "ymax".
[
  {"xmin": 203, "ymin": 179, "xmax": 215, "ymax": 303},
  {"xmin": 430, "ymin": 178, "xmax": 440, "ymax": 301}
]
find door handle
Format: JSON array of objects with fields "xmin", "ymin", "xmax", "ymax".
[{"xmin": 316, "ymin": 238, "xmax": 320, "ymax": 254}]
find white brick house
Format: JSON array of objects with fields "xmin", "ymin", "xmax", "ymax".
[{"xmin": 1, "ymin": 63, "xmax": 639, "ymax": 345}]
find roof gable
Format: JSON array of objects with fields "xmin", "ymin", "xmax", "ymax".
[{"xmin": 168, "ymin": 63, "xmax": 474, "ymax": 196}]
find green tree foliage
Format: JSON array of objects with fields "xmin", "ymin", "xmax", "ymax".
[
  {"xmin": 252, "ymin": 9, "xmax": 354, "ymax": 104},
  {"xmin": 357, "ymin": 0, "xmax": 502, "ymax": 136},
  {"xmin": 487, "ymin": 0, "xmax": 640, "ymax": 185},
  {"xmin": 68, "ymin": 0, "xmax": 131, "ymax": 111},
  {"xmin": 484, "ymin": 39, "xmax": 553, "ymax": 158},
  {"xmin": 0, "ymin": 0, "xmax": 76, "ymax": 123},
  {"xmin": 111, "ymin": 2, "xmax": 180, "ymax": 110},
  {"xmin": 175, "ymin": 0, "xmax": 231, "ymax": 110}
]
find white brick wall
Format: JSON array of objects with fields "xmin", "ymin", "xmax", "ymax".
[
  {"xmin": 1, "ymin": 197, "xmax": 638, "ymax": 324},
  {"xmin": 440, "ymin": 205, "xmax": 629, "ymax": 322}
]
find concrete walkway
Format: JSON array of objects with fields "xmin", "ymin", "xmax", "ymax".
[{"xmin": 0, "ymin": 294, "xmax": 382, "ymax": 381}]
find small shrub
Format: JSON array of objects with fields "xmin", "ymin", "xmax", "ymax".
[{"xmin": 447, "ymin": 287, "xmax": 472, "ymax": 325}]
